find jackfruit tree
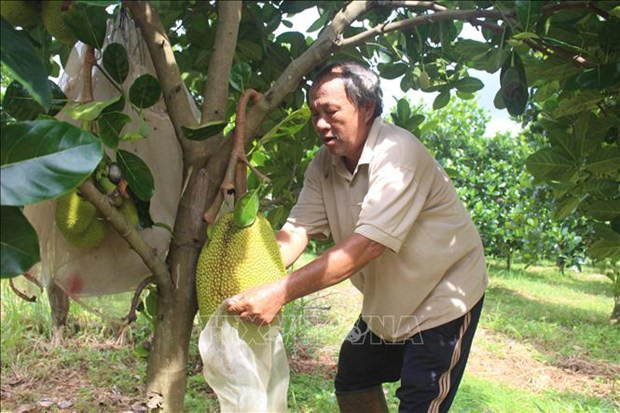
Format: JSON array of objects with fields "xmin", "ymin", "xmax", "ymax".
[{"xmin": 1, "ymin": 1, "xmax": 619, "ymax": 411}]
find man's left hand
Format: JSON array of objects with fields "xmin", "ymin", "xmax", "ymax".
[{"xmin": 226, "ymin": 280, "xmax": 286, "ymax": 325}]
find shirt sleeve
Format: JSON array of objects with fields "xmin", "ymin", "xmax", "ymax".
[
  {"xmin": 282, "ymin": 155, "xmax": 331, "ymax": 240},
  {"xmin": 354, "ymin": 147, "xmax": 434, "ymax": 253}
]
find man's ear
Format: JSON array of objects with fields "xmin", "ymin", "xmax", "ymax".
[{"xmin": 363, "ymin": 102, "xmax": 376, "ymax": 122}]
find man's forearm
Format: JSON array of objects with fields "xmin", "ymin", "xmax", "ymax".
[{"xmin": 278, "ymin": 233, "xmax": 385, "ymax": 304}]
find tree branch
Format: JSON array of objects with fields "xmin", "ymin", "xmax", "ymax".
[
  {"xmin": 124, "ymin": 1, "xmax": 199, "ymax": 156},
  {"xmin": 123, "ymin": 276, "xmax": 156, "ymax": 324},
  {"xmin": 200, "ymin": 1, "xmax": 242, "ymax": 125},
  {"xmin": 79, "ymin": 179, "xmax": 173, "ymax": 290}
]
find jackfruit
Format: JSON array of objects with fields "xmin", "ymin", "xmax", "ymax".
[
  {"xmin": 62, "ymin": 217, "xmax": 108, "ymax": 249},
  {"xmin": 55, "ymin": 191, "xmax": 96, "ymax": 235},
  {"xmin": 1, "ymin": 0, "xmax": 40, "ymax": 28},
  {"xmin": 41, "ymin": 0, "xmax": 76, "ymax": 44},
  {"xmin": 196, "ymin": 212, "xmax": 286, "ymax": 323},
  {"xmin": 120, "ymin": 198, "xmax": 139, "ymax": 229}
]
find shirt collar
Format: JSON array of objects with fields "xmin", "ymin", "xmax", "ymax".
[{"xmin": 330, "ymin": 116, "xmax": 382, "ymax": 174}]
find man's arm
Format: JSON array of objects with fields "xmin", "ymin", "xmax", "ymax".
[
  {"xmin": 226, "ymin": 233, "xmax": 385, "ymax": 324},
  {"xmin": 276, "ymin": 227, "xmax": 309, "ymax": 268}
]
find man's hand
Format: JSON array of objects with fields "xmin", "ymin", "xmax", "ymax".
[{"xmin": 226, "ymin": 280, "xmax": 286, "ymax": 325}]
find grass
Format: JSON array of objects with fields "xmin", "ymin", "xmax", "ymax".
[{"xmin": 1, "ymin": 258, "xmax": 618, "ymax": 412}]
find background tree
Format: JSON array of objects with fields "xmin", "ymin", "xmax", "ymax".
[{"xmin": 1, "ymin": 1, "xmax": 619, "ymax": 410}]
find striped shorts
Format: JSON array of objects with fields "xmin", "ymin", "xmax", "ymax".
[{"xmin": 335, "ymin": 296, "xmax": 484, "ymax": 413}]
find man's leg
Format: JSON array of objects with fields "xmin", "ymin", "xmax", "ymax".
[
  {"xmin": 396, "ymin": 296, "xmax": 484, "ymax": 413},
  {"xmin": 335, "ymin": 316, "xmax": 403, "ymax": 412}
]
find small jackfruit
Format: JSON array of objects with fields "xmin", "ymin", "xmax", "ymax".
[
  {"xmin": 41, "ymin": 0, "xmax": 76, "ymax": 44},
  {"xmin": 62, "ymin": 217, "xmax": 108, "ymax": 249},
  {"xmin": 195, "ymin": 212, "xmax": 286, "ymax": 323},
  {"xmin": 1, "ymin": 0, "xmax": 40, "ymax": 28},
  {"xmin": 55, "ymin": 191, "xmax": 96, "ymax": 235},
  {"xmin": 119, "ymin": 198, "xmax": 139, "ymax": 229}
]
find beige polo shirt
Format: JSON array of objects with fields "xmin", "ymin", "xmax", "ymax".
[{"xmin": 283, "ymin": 117, "xmax": 487, "ymax": 342}]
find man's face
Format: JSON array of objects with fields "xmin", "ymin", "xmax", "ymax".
[{"xmin": 309, "ymin": 75, "xmax": 374, "ymax": 165}]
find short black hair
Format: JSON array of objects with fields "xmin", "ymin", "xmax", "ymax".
[{"xmin": 308, "ymin": 61, "xmax": 383, "ymax": 119}]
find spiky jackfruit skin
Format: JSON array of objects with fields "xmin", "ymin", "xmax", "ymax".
[
  {"xmin": 41, "ymin": 0, "xmax": 76, "ymax": 44},
  {"xmin": 63, "ymin": 217, "xmax": 108, "ymax": 249},
  {"xmin": 120, "ymin": 198, "xmax": 139, "ymax": 229},
  {"xmin": 1, "ymin": 0, "xmax": 40, "ymax": 28},
  {"xmin": 196, "ymin": 212, "xmax": 286, "ymax": 323},
  {"xmin": 55, "ymin": 191, "xmax": 96, "ymax": 235}
]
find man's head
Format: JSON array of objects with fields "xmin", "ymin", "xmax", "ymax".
[{"xmin": 308, "ymin": 62, "xmax": 383, "ymax": 167}]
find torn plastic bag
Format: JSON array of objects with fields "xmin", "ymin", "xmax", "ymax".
[{"xmin": 199, "ymin": 303, "xmax": 290, "ymax": 412}]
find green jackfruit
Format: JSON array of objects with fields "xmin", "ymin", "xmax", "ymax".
[
  {"xmin": 41, "ymin": 0, "xmax": 76, "ymax": 44},
  {"xmin": 1, "ymin": 0, "xmax": 40, "ymax": 28},
  {"xmin": 195, "ymin": 212, "xmax": 286, "ymax": 323},
  {"xmin": 55, "ymin": 191, "xmax": 96, "ymax": 235},
  {"xmin": 63, "ymin": 217, "xmax": 108, "ymax": 249},
  {"xmin": 119, "ymin": 198, "xmax": 139, "ymax": 229}
]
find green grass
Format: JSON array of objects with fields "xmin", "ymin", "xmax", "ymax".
[{"xmin": 1, "ymin": 259, "xmax": 618, "ymax": 412}]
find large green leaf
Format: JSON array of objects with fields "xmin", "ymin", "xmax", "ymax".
[
  {"xmin": 575, "ymin": 62, "xmax": 620, "ymax": 89},
  {"xmin": 378, "ymin": 63, "xmax": 407, "ymax": 80},
  {"xmin": 98, "ymin": 111, "xmax": 131, "ymax": 149},
  {"xmin": 0, "ymin": 17, "xmax": 51, "ymax": 110},
  {"xmin": 553, "ymin": 195, "xmax": 582, "ymax": 220},
  {"xmin": 433, "ymin": 91, "xmax": 451, "ymax": 110},
  {"xmin": 182, "ymin": 121, "xmax": 228, "ymax": 141},
  {"xmin": 585, "ymin": 147, "xmax": 620, "ymax": 174},
  {"xmin": 229, "ymin": 62, "xmax": 252, "ymax": 93},
  {"xmin": 102, "ymin": 43, "xmax": 129, "ymax": 84},
  {"xmin": 255, "ymin": 106, "xmax": 310, "ymax": 148},
  {"xmin": 63, "ymin": 3, "xmax": 108, "ymax": 49},
  {"xmin": 116, "ymin": 150, "xmax": 154, "ymax": 201},
  {"xmin": 587, "ymin": 200, "xmax": 620, "ymax": 221},
  {"xmin": 129, "ymin": 74, "xmax": 161, "ymax": 109},
  {"xmin": 2, "ymin": 80, "xmax": 67, "ymax": 121},
  {"xmin": 233, "ymin": 189, "xmax": 259, "ymax": 228},
  {"xmin": 64, "ymin": 95, "xmax": 122, "ymax": 121},
  {"xmin": 589, "ymin": 239, "xmax": 620, "ymax": 259},
  {"xmin": 515, "ymin": 0, "xmax": 542, "ymax": 31},
  {"xmin": 453, "ymin": 77, "xmax": 484, "ymax": 93},
  {"xmin": 525, "ymin": 148, "xmax": 576, "ymax": 181},
  {"xmin": 1, "ymin": 206, "xmax": 40, "ymax": 278},
  {"xmin": 0, "ymin": 120, "xmax": 103, "ymax": 206}
]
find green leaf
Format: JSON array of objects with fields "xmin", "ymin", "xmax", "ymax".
[
  {"xmin": 552, "ymin": 91, "xmax": 602, "ymax": 117},
  {"xmin": 307, "ymin": 11, "xmax": 329, "ymax": 33},
  {"xmin": 229, "ymin": 62, "xmax": 252, "ymax": 93},
  {"xmin": 1, "ymin": 120, "xmax": 103, "ymax": 206},
  {"xmin": 378, "ymin": 63, "xmax": 407, "ymax": 80},
  {"xmin": 63, "ymin": 3, "xmax": 108, "ymax": 49},
  {"xmin": 553, "ymin": 195, "xmax": 581, "ymax": 220},
  {"xmin": 182, "ymin": 121, "xmax": 228, "ymax": 141},
  {"xmin": 525, "ymin": 148, "xmax": 576, "ymax": 181},
  {"xmin": 233, "ymin": 190, "xmax": 259, "ymax": 228},
  {"xmin": 453, "ymin": 77, "xmax": 484, "ymax": 93},
  {"xmin": 493, "ymin": 89, "xmax": 506, "ymax": 109},
  {"xmin": 64, "ymin": 95, "xmax": 122, "ymax": 121},
  {"xmin": 587, "ymin": 200, "xmax": 620, "ymax": 221},
  {"xmin": 589, "ymin": 239, "xmax": 620, "ymax": 259},
  {"xmin": 102, "ymin": 43, "xmax": 129, "ymax": 84},
  {"xmin": 255, "ymin": 106, "xmax": 310, "ymax": 148},
  {"xmin": 515, "ymin": 0, "xmax": 542, "ymax": 31},
  {"xmin": 585, "ymin": 147, "xmax": 620, "ymax": 174},
  {"xmin": 433, "ymin": 91, "xmax": 450, "ymax": 110},
  {"xmin": 0, "ymin": 17, "xmax": 52, "ymax": 110},
  {"xmin": 116, "ymin": 150, "xmax": 154, "ymax": 201},
  {"xmin": 129, "ymin": 74, "xmax": 161, "ymax": 109},
  {"xmin": 2, "ymin": 80, "xmax": 67, "ymax": 121},
  {"xmin": 98, "ymin": 111, "xmax": 131, "ymax": 149},
  {"xmin": 575, "ymin": 62, "xmax": 620, "ymax": 90},
  {"xmin": 1, "ymin": 206, "xmax": 40, "ymax": 278}
]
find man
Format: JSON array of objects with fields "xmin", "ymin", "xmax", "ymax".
[{"xmin": 227, "ymin": 61, "xmax": 487, "ymax": 413}]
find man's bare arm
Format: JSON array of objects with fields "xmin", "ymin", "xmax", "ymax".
[
  {"xmin": 279, "ymin": 233, "xmax": 385, "ymax": 304},
  {"xmin": 276, "ymin": 228, "xmax": 309, "ymax": 268}
]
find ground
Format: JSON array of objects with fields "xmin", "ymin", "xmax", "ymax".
[{"xmin": 1, "ymin": 261, "xmax": 618, "ymax": 412}]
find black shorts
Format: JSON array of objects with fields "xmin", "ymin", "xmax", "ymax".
[{"xmin": 335, "ymin": 296, "xmax": 484, "ymax": 413}]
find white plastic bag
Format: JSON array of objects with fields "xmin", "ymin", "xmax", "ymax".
[{"xmin": 199, "ymin": 303, "xmax": 290, "ymax": 412}]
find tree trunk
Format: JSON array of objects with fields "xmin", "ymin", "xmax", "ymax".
[
  {"xmin": 611, "ymin": 296, "xmax": 620, "ymax": 323},
  {"xmin": 47, "ymin": 280, "xmax": 69, "ymax": 329},
  {"xmin": 506, "ymin": 252, "xmax": 511, "ymax": 271}
]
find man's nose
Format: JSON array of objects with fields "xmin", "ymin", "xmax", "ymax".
[{"xmin": 314, "ymin": 116, "xmax": 330, "ymax": 132}]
